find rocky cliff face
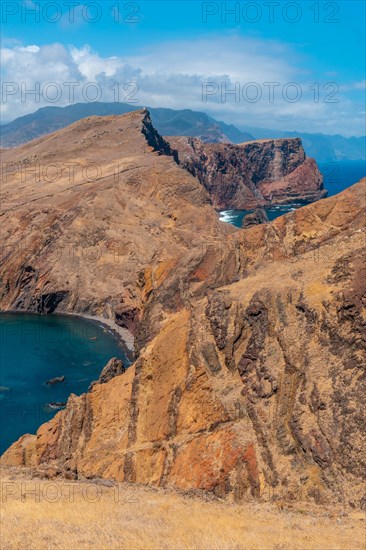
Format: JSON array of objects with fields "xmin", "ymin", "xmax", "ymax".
[
  {"xmin": 167, "ymin": 136, "xmax": 326, "ymax": 209},
  {"xmin": 1, "ymin": 111, "xmax": 365, "ymax": 509},
  {"xmin": 0, "ymin": 109, "xmax": 231, "ymax": 334}
]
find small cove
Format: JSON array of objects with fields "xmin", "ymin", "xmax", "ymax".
[{"xmin": 0, "ymin": 312, "xmax": 130, "ymax": 454}]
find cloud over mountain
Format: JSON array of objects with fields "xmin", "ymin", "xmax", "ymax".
[{"xmin": 1, "ymin": 37, "xmax": 364, "ymax": 135}]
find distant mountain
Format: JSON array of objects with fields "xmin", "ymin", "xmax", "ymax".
[
  {"xmin": 0, "ymin": 103, "xmax": 254, "ymax": 148},
  {"xmin": 148, "ymin": 107, "xmax": 253, "ymax": 143},
  {"xmin": 241, "ymin": 126, "xmax": 366, "ymax": 162},
  {"xmin": 0, "ymin": 103, "xmax": 134, "ymax": 147}
]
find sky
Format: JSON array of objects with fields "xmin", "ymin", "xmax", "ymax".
[{"xmin": 1, "ymin": 0, "xmax": 365, "ymax": 136}]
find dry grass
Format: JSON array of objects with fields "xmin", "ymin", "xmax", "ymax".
[{"xmin": 0, "ymin": 470, "xmax": 364, "ymax": 550}]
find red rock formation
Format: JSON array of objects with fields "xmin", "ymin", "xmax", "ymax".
[{"xmin": 167, "ymin": 136, "xmax": 326, "ymax": 209}]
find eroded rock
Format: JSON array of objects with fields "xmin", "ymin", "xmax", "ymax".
[
  {"xmin": 1, "ymin": 111, "xmax": 365, "ymax": 509},
  {"xmin": 242, "ymin": 208, "xmax": 269, "ymax": 228},
  {"xmin": 168, "ymin": 136, "xmax": 326, "ymax": 209}
]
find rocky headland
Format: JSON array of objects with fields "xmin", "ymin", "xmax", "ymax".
[
  {"xmin": 1, "ymin": 110, "xmax": 365, "ymax": 509},
  {"xmin": 167, "ymin": 136, "xmax": 326, "ymax": 209}
]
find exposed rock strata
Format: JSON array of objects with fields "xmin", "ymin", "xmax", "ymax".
[
  {"xmin": 1, "ymin": 111, "xmax": 365, "ymax": 509},
  {"xmin": 167, "ymin": 136, "xmax": 326, "ymax": 209}
]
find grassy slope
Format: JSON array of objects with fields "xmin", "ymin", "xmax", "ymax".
[{"xmin": 1, "ymin": 468, "xmax": 364, "ymax": 550}]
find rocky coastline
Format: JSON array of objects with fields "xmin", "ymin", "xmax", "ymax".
[
  {"xmin": 167, "ymin": 136, "xmax": 326, "ymax": 209},
  {"xmin": 1, "ymin": 110, "xmax": 364, "ymax": 509}
]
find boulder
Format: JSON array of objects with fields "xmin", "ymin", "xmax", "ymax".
[{"xmin": 45, "ymin": 376, "xmax": 65, "ymax": 386}]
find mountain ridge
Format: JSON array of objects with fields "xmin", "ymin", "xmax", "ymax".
[
  {"xmin": 1, "ymin": 102, "xmax": 365, "ymax": 162},
  {"xmin": 0, "ymin": 103, "xmax": 254, "ymax": 148}
]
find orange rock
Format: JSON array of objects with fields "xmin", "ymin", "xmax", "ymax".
[{"xmin": 1, "ymin": 111, "xmax": 365, "ymax": 508}]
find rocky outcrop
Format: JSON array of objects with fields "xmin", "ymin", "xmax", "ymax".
[
  {"xmin": 167, "ymin": 136, "xmax": 326, "ymax": 209},
  {"xmin": 241, "ymin": 208, "xmax": 269, "ymax": 228},
  {"xmin": 45, "ymin": 376, "xmax": 65, "ymax": 386},
  {"xmin": 1, "ymin": 111, "xmax": 365, "ymax": 508},
  {"xmin": 89, "ymin": 357, "xmax": 125, "ymax": 390},
  {"xmin": 98, "ymin": 357, "xmax": 125, "ymax": 384}
]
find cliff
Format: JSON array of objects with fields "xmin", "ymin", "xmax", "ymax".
[
  {"xmin": 1, "ymin": 111, "xmax": 365, "ymax": 509},
  {"xmin": 0, "ymin": 109, "xmax": 231, "ymax": 333},
  {"xmin": 167, "ymin": 136, "xmax": 326, "ymax": 209}
]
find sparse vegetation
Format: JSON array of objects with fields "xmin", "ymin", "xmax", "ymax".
[{"xmin": 1, "ymin": 469, "xmax": 364, "ymax": 550}]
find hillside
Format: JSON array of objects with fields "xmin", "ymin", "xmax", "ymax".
[
  {"xmin": 1, "ymin": 465, "xmax": 364, "ymax": 550},
  {"xmin": 1, "ymin": 111, "xmax": 365, "ymax": 511},
  {"xmin": 0, "ymin": 109, "xmax": 230, "ymax": 322}
]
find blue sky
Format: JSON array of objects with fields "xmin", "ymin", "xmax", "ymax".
[{"xmin": 1, "ymin": 0, "xmax": 365, "ymax": 135}]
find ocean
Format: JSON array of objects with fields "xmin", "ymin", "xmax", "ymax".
[{"xmin": 0, "ymin": 313, "xmax": 128, "ymax": 454}]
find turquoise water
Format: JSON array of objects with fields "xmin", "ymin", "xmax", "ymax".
[
  {"xmin": 0, "ymin": 313, "xmax": 129, "ymax": 454},
  {"xmin": 220, "ymin": 160, "xmax": 365, "ymax": 228},
  {"xmin": 219, "ymin": 203, "xmax": 303, "ymax": 227}
]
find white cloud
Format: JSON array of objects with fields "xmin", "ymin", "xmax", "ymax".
[
  {"xmin": 0, "ymin": 37, "xmax": 364, "ymax": 136},
  {"xmin": 340, "ymin": 80, "xmax": 366, "ymax": 92}
]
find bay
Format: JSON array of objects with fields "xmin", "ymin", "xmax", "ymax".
[{"xmin": 0, "ymin": 313, "xmax": 129, "ymax": 454}]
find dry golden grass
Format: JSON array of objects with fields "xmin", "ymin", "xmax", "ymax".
[{"xmin": 0, "ymin": 469, "xmax": 364, "ymax": 550}]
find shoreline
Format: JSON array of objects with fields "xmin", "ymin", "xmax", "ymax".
[
  {"xmin": 0, "ymin": 309, "xmax": 135, "ymax": 362},
  {"xmin": 63, "ymin": 312, "xmax": 135, "ymax": 362}
]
